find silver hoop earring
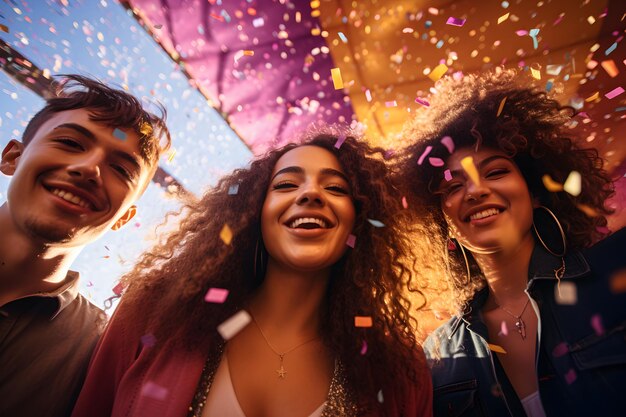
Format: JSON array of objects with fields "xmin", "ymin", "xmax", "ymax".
[
  {"xmin": 445, "ymin": 236, "xmax": 471, "ymax": 286},
  {"xmin": 532, "ymin": 206, "xmax": 566, "ymax": 257}
]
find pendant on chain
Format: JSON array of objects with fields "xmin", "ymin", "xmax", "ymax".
[
  {"xmin": 515, "ymin": 317, "xmax": 527, "ymax": 340},
  {"xmin": 276, "ymin": 354, "xmax": 287, "ymax": 379}
]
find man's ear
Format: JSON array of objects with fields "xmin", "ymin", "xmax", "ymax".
[
  {"xmin": 0, "ymin": 140, "xmax": 24, "ymax": 176},
  {"xmin": 111, "ymin": 205, "xmax": 137, "ymax": 231}
]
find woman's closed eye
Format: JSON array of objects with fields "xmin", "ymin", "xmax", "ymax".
[
  {"xmin": 485, "ymin": 168, "xmax": 510, "ymax": 178},
  {"xmin": 273, "ymin": 181, "xmax": 298, "ymax": 190},
  {"xmin": 325, "ymin": 184, "xmax": 350, "ymax": 195}
]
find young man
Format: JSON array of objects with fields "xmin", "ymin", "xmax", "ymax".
[{"xmin": 0, "ymin": 75, "xmax": 171, "ymax": 417}]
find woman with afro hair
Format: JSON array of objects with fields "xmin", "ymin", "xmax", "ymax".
[
  {"xmin": 394, "ymin": 68, "xmax": 626, "ymax": 417},
  {"xmin": 72, "ymin": 130, "xmax": 433, "ymax": 417}
]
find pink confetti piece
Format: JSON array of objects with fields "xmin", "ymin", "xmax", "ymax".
[
  {"xmin": 204, "ymin": 287, "xmax": 229, "ymax": 303},
  {"xmin": 417, "ymin": 146, "xmax": 433, "ymax": 165},
  {"xmin": 446, "ymin": 17, "xmax": 466, "ymax": 27},
  {"xmin": 552, "ymin": 342, "xmax": 569, "ymax": 357},
  {"xmin": 499, "ymin": 321, "xmax": 508, "ymax": 336},
  {"xmin": 112, "ymin": 282, "xmax": 125, "ymax": 296},
  {"xmin": 415, "ymin": 97, "xmax": 430, "ymax": 106},
  {"xmin": 590, "ymin": 314, "xmax": 605, "ymax": 335},
  {"xmin": 401, "ymin": 196, "xmax": 408, "ymax": 209},
  {"xmin": 605, "ymin": 87, "xmax": 624, "ymax": 99},
  {"xmin": 429, "ymin": 157, "xmax": 445, "ymax": 167},
  {"xmin": 444, "ymin": 169, "xmax": 452, "ymax": 182},
  {"xmin": 334, "ymin": 135, "xmax": 346, "ymax": 149},
  {"xmin": 516, "ymin": 30, "xmax": 529, "ymax": 36},
  {"xmin": 360, "ymin": 340, "xmax": 368, "ymax": 355},
  {"xmin": 141, "ymin": 381, "xmax": 168, "ymax": 400},
  {"xmin": 141, "ymin": 333, "xmax": 157, "ymax": 347},
  {"xmin": 346, "ymin": 234, "xmax": 356, "ymax": 248},
  {"xmin": 385, "ymin": 100, "xmax": 398, "ymax": 107},
  {"xmin": 365, "ymin": 89, "xmax": 372, "ymax": 102},
  {"xmin": 440, "ymin": 136, "xmax": 455, "ymax": 153},
  {"xmin": 564, "ymin": 368, "xmax": 577, "ymax": 385}
]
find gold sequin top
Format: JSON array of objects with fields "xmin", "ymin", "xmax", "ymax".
[{"xmin": 187, "ymin": 343, "xmax": 359, "ymax": 417}]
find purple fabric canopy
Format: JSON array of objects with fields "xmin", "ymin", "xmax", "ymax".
[{"xmin": 125, "ymin": 0, "xmax": 354, "ymax": 154}]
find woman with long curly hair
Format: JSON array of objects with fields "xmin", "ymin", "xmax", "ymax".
[
  {"xmin": 394, "ymin": 69, "xmax": 626, "ymax": 417},
  {"xmin": 71, "ymin": 131, "xmax": 432, "ymax": 417}
]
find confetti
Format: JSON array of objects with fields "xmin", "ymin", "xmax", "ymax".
[
  {"xmin": 331, "ymin": 68, "xmax": 344, "ymax": 90},
  {"xmin": 529, "ymin": 28, "xmax": 540, "ymax": 49},
  {"xmin": 354, "ymin": 316, "xmax": 373, "ymax": 327},
  {"xmin": 488, "ymin": 343, "xmax": 507, "ymax": 354},
  {"xmin": 530, "ymin": 65, "xmax": 541, "ymax": 80},
  {"xmin": 367, "ymin": 219, "xmax": 385, "ymax": 227},
  {"xmin": 338, "ymin": 31, "xmax": 348, "ymax": 43},
  {"xmin": 590, "ymin": 314, "xmax": 605, "ymax": 336},
  {"xmin": 564, "ymin": 368, "xmax": 577, "ymax": 384},
  {"xmin": 141, "ymin": 381, "xmax": 168, "ymax": 400},
  {"xmin": 167, "ymin": 150, "xmax": 176, "ymax": 162},
  {"xmin": 415, "ymin": 97, "xmax": 430, "ymax": 106},
  {"xmin": 497, "ymin": 13, "xmax": 509, "ymax": 24},
  {"xmin": 429, "ymin": 64, "xmax": 448, "ymax": 82},
  {"xmin": 444, "ymin": 169, "xmax": 453, "ymax": 182},
  {"xmin": 112, "ymin": 282, "xmax": 125, "ymax": 296},
  {"xmin": 217, "ymin": 310, "xmax": 251, "ymax": 340},
  {"xmin": 605, "ymin": 42, "xmax": 617, "ymax": 56},
  {"xmin": 377, "ymin": 389, "xmax": 384, "ymax": 403},
  {"xmin": 576, "ymin": 203, "xmax": 599, "ymax": 217},
  {"xmin": 334, "ymin": 135, "xmax": 346, "ymax": 149},
  {"xmin": 234, "ymin": 50, "xmax": 254, "ymax": 64},
  {"xmin": 605, "ymin": 87, "xmax": 624, "ymax": 99},
  {"xmin": 417, "ymin": 146, "xmax": 433, "ymax": 165},
  {"xmin": 555, "ymin": 281, "xmax": 577, "ymax": 305},
  {"xmin": 542, "ymin": 175, "xmax": 564, "ymax": 192},
  {"xmin": 585, "ymin": 92, "xmax": 600, "ymax": 102},
  {"xmin": 220, "ymin": 224, "xmax": 233, "ymax": 245},
  {"xmin": 365, "ymin": 89, "xmax": 372, "ymax": 102},
  {"xmin": 112, "ymin": 128, "xmax": 127, "ymax": 140},
  {"xmin": 346, "ymin": 234, "xmax": 356, "ymax": 248},
  {"xmin": 552, "ymin": 342, "xmax": 569, "ymax": 357},
  {"xmin": 252, "ymin": 17, "xmax": 264, "ymax": 28},
  {"xmin": 546, "ymin": 65, "xmax": 563, "ymax": 76},
  {"xmin": 401, "ymin": 196, "xmax": 408, "ymax": 209},
  {"xmin": 385, "ymin": 101, "xmax": 397, "ymax": 107},
  {"xmin": 600, "ymin": 60, "xmax": 619, "ymax": 77},
  {"xmin": 429, "ymin": 157, "xmax": 445, "ymax": 167},
  {"xmin": 153, "ymin": 24, "xmax": 163, "ymax": 29},
  {"xmin": 563, "ymin": 171, "xmax": 581, "ymax": 196},
  {"xmin": 461, "ymin": 156, "xmax": 480, "ymax": 186},
  {"xmin": 446, "ymin": 17, "xmax": 466, "ymax": 27},
  {"xmin": 545, "ymin": 80, "xmax": 554, "ymax": 92},
  {"xmin": 228, "ymin": 184, "xmax": 239, "ymax": 195},
  {"xmin": 587, "ymin": 16, "xmax": 596, "ymax": 25},
  {"xmin": 496, "ymin": 97, "xmax": 507, "ymax": 117},
  {"xmin": 499, "ymin": 321, "xmax": 508, "ymax": 336},
  {"xmin": 0, "ymin": 24, "xmax": 9, "ymax": 33},
  {"xmin": 204, "ymin": 287, "xmax": 229, "ymax": 303},
  {"xmin": 141, "ymin": 333, "xmax": 157, "ymax": 347},
  {"xmin": 608, "ymin": 269, "xmax": 626, "ymax": 293},
  {"xmin": 360, "ymin": 340, "xmax": 368, "ymax": 355},
  {"xmin": 440, "ymin": 136, "xmax": 454, "ymax": 154}
]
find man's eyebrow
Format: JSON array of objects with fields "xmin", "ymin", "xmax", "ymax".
[
  {"xmin": 53, "ymin": 123, "xmax": 142, "ymax": 172},
  {"xmin": 270, "ymin": 166, "xmax": 349, "ymax": 183}
]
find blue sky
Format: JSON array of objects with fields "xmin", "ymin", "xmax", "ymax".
[{"xmin": 0, "ymin": 0, "xmax": 252, "ymax": 311}]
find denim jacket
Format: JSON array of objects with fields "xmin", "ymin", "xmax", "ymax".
[{"xmin": 424, "ymin": 228, "xmax": 626, "ymax": 417}]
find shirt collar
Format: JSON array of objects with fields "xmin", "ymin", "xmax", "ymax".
[{"xmin": 33, "ymin": 270, "xmax": 81, "ymax": 320}]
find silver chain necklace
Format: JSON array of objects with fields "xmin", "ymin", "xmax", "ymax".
[{"xmin": 495, "ymin": 298, "xmax": 531, "ymax": 340}]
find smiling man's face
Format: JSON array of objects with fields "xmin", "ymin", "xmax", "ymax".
[{"xmin": 1, "ymin": 108, "xmax": 152, "ymax": 247}]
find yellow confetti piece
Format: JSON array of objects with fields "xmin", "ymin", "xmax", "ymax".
[
  {"xmin": 354, "ymin": 316, "xmax": 373, "ymax": 328},
  {"xmin": 530, "ymin": 65, "xmax": 541, "ymax": 80},
  {"xmin": 542, "ymin": 175, "xmax": 564, "ymax": 192},
  {"xmin": 585, "ymin": 91, "xmax": 599, "ymax": 102},
  {"xmin": 576, "ymin": 203, "xmax": 599, "ymax": 217},
  {"xmin": 497, "ymin": 13, "xmax": 510, "ymax": 24},
  {"xmin": 167, "ymin": 150, "xmax": 176, "ymax": 162},
  {"xmin": 220, "ymin": 224, "xmax": 233, "ymax": 245},
  {"xmin": 331, "ymin": 68, "xmax": 344, "ymax": 89},
  {"xmin": 563, "ymin": 171, "xmax": 581, "ymax": 196},
  {"xmin": 496, "ymin": 97, "xmax": 507, "ymax": 117},
  {"xmin": 609, "ymin": 270, "xmax": 626, "ymax": 293},
  {"xmin": 488, "ymin": 343, "xmax": 507, "ymax": 354},
  {"xmin": 429, "ymin": 64, "xmax": 448, "ymax": 82},
  {"xmin": 461, "ymin": 156, "xmax": 480, "ymax": 186}
]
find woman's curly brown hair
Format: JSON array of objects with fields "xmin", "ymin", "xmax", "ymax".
[
  {"xmin": 393, "ymin": 68, "xmax": 615, "ymax": 313},
  {"xmin": 117, "ymin": 130, "xmax": 425, "ymax": 413}
]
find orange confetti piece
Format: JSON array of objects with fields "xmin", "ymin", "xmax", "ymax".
[
  {"xmin": 609, "ymin": 270, "xmax": 626, "ymax": 293},
  {"xmin": 600, "ymin": 60, "xmax": 619, "ymax": 77},
  {"xmin": 585, "ymin": 92, "xmax": 599, "ymax": 102},
  {"xmin": 496, "ymin": 97, "xmax": 507, "ymax": 117},
  {"xmin": 542, "ymin": 175, "xmax": 564, "ymax": 192},
  {"xmin": 0, "ymin": 24, "xmax": 9, "ymax": 33},
  {"xmin": 461, "ymin": 156, "xmax": 480, "ymax": 186},
  {"xmin": 497, "ymin": 13, "xmax": 510, "ymax": 24},
  {"xmin": 576, "ymin": 203, "xmax": 599, "ymax": 217},
  {"xmin": 220, "ymin": 224, "xmax": 233, "ymax": 245},
  {"xmin": 429, "ymin": 64, "xmax": 448, "ymax": 82},
  {"xmin": 331, "ymin": 68, "xmax": 344, "ymax": 89},
  {"xmin": 354, "ymin": 316, "xmax": 373, "ymax": 328},
  {"xmin": 488, "ymin": 343, "xmax": 507, "ymax": 354}
]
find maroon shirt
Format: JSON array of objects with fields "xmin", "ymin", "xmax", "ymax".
[{"xmin": 0, "ymin": 271, "xmax": 107, "ymax": 417}]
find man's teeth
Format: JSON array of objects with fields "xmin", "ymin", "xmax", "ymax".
[
  {"xmin": 51, "ymin": 188, "xmax": 91, "ymax": 209},
  {"xmin": 470, "ymin": 208, "xmax": 500, "ymax": 221},
  {"xmin": 289, "ymin": 217, "xmax": 328, "ymax": 228}
]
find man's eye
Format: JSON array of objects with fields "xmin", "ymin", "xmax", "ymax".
[
  {"xmin": 112, "ymin": 165, "xmax": 133, "ymax": 180},
  {"xmin": 57, "ymin": 138, "xmax": 84, "ymax": 150}
]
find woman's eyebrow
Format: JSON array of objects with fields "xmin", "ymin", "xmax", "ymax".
[{"xmin": 270, "ymin": 166, "xmax": 349, "ymax": 183}]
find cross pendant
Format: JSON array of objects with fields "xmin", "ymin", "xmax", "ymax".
[{"xmin": 515, "ymin": 318, "xmax": 527, "ymax": 340}]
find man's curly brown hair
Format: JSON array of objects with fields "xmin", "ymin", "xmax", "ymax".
[
  {"xmin": 118, "ymin": 130, "xmax": 426, "ymax": 413},
  {"xmin": 393, "ymin": 68, "xmax": 614, "ymax": 313}
]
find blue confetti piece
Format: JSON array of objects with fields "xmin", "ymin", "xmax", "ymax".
[
  {"xmin": 529, "ymin": 28, "xmax": 539, "ymax": 49},
  {"xmin": 436, "ymin": 40, "xmax": 444, "ymax": 49},
  {"xmin": 367, "ymin": 219, "xmax": 385, "ymax": 228},
  {"xmin": 112, "ymin": 128, "xmax": 127, "ymax": 141},
  {"xmin": 425, "ymin": 20, "xmax": 432, "ymax": 28},
  {"xmin": 501, "ymin": 1, "xmax": 509, "ymax": 8},
  {"xmin": 615, "ymin": 106, "xmax": 626, "ymax": 112},
  {"xmin": 605, "ymin": 42, "xmax": 617, "ymax": 56},
  {"xmin": 221, "ymin": 9, "xmax": 231, "ymax": 23},
  {"xmin": 546, "ymin": 80, "xmax": 554, "ymax": 92},
  {"xmin": 228, "ymin": 184, "xmax": 239, "ymax": 195},
  {"xmin": 338, "ymin": 32, "xmax": 348, "ymax": 43}
]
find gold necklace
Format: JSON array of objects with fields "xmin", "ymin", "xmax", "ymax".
[
  {"xmin": 495, "ymin": 298, "xmax": 531, "ymax": 340},
  {"xmin": 250, "ymin": 313, "xmax": 320, "ymax": 379}
]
